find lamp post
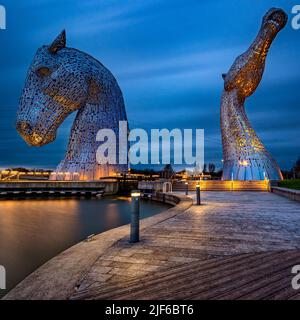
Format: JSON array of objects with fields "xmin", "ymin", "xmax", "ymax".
[
  {"xmin": 196, "ymin": 183, "xmax": 201, "ymax": 205},
  {"xmin": 293, "ymin": 168, "xmax": 296, "ymax": 180},
  {"xmin": 185, "ymin": 182, "xmax": 188, "ymax": 195},
  {"xmin": 130, "ymin": 190, "xmax": 141, "ymax": 243}
]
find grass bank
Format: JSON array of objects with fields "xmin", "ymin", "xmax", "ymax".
[{"xmin": 278, "ymin": 179, "xmax": 300, "ymax": 190}]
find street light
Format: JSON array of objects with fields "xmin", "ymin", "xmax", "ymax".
[
  {"xmin": 263, "ymin": 171, "xmax": 268, "ymax": 181},
  {"xmin": 196, "ymin": 183, "xmax": 201, "ymax": 205},
  {"xmin": 185, "ymin": 182, "xmax": 188, "ymax": 195},
  {"xmin": 130, "ymin": 190, "xmax": 141, "ymax": 243}
]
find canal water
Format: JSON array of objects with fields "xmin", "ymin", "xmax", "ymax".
[{"xmin": 0, "ymin": 197, "xmax": 171, "ymax": 297}]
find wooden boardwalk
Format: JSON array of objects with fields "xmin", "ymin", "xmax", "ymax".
[
  {"xmin": 5, "ymin": 191, "xmax": 300, "ymax": 300},
  {"xmin": 71, "ymin": 250, "xmax": 300, "ymax": 300}
]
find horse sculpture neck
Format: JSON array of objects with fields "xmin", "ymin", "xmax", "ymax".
[
  {"xmin": 221, "ymin": 89, "xmax": 276, "ymax": 181},
  {"xmin": 55, "ymin": 54, "xmax": 128, "ymax": 181},
  {"xmin": 221, "ymin": 8, "xmax": 287, "ymax": 181}
]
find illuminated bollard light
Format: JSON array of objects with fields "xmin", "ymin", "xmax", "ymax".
[
  {"xmin": 130, "ymin": 190, "xmax": 141, "ymax": 243},
  {"xmin": 185, "ymin": 182, "xmax": 189, "ymax": 195},
  {"xmin": 196, "ymin": 184, "xmax": 201, "ymax": 205}
]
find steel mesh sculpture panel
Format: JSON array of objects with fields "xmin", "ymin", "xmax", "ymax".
[
  {"xmin": 221, "ymin": 8, "xmax": 287, "ymax": 181},
  {"xmin": 16, "ymin": 31, "xmax": 128, "ymax": 180}
]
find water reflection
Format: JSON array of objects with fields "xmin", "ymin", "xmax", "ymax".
[{"xmin": 0, "ymin": 197, "xmax": 170, "ymax": 297}]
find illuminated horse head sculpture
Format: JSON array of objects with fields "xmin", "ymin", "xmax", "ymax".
[
  {"xmin": 16, "ymin": 31, "xmax": 128, "ymax": 180},
  {"xmin": 221, "ymin": 8, "xmax": 287, "ymax": 181}
]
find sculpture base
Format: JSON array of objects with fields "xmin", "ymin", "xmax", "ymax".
[
  {"xmin": 222, "ymin": 159, "xmax": 283, "ymax": 181},
  {"xmin": 50, "ymin": 161, "xmax": 128, "ymax": 181}
]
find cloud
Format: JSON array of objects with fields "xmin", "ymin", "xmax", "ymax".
[
  {"xmin": 119, "ymin": 46, "xmax": 242, "ymax": 83},
  {"xmin": 32, "ymin": 0, "xmax": 159, "ymax": 38}
]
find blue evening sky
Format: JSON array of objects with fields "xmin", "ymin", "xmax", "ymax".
[{"xmin": 0, "ymin": 0, "xmax": 299, "ymax": 170}]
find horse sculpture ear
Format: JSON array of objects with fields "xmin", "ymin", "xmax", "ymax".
[{"xmin": 49, "ymin": 30, "xmax": 66, "ymax": 54}]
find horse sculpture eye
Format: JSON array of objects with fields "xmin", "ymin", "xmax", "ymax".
[{"xmin": 36, "ymin": 67, "xmax": 51, "ymax": 77}]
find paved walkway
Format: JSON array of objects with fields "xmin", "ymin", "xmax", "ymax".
[{"xmin": 4, "ymin": 191, "xmax": 300, "ymax": 300}]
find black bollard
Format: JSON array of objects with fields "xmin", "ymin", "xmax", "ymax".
[
  {"xmin": 196, "ymin": 184, "xmax": 201, "ymax": 205},
  {"xmin": 185, "ymin": 182, "xmax": 189, "ymax": 195},
  {"xmin": 130, "ymin": 190, "xmax": 141, "ymax": 243}
]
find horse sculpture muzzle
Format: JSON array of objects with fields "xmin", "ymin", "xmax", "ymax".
[{"xmin": 16, "ymin": 31, "xmax": 88, "ymax": 147}]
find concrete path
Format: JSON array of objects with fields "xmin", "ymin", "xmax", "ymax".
[{"xmin": 4, "ymin": 191, "xmax": 300, "ymax": 300}]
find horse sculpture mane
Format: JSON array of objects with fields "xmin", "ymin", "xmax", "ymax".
[
  {"xmin": 16, "ymin": 31, "xmax": 128, "ymax": 180},
  {"xmin": 221, "ymin": 8, "xmax": 287, "ymax": 181}
]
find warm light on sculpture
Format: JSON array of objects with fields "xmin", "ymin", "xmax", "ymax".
[
  {"xmin": 221, "ymin": 8, "xmax": 287, "ymax": 181},
  {"xmin": 16, "ymin": 31, "xmax": 128, "ymax": 180}
]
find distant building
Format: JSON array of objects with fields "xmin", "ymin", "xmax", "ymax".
[{"xmin": 160, "ymin": 164, "xmax": 175, "ymax": 179}]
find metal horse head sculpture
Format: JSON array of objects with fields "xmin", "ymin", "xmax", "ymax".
[
  {"xmin": 16, "ymin": 31, "xmax": 128, "ymax": 180},
  {"xmin": 221, "ymin": 8, "xmax": 287, "ymax": 181}
]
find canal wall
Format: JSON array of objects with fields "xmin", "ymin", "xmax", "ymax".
[
  {"xmin": 0, "ymin": 181, "xmax": 119, "ymax": 197},
  {"xmin": 152, "ymin": 192, "xmax": 180, "ymax": 206},
  {"xmin": 271, "ymin": 187, "xmax": 300, "ymax": 203},
  {"xmin": 138, "ymin": 180, "xmax": 271, "ymax": 192},
  {"xmin": 173, "ymin": 180, "xmax": 270, "ymax": 191}
]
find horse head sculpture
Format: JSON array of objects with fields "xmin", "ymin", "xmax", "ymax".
[
  {"xmin": 16, "ymin": 31, "xmax": 128, "ymax": 180},
  {"xmin": 221, "ymin": 8, "xmax": 287, "ymax": 181}
]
